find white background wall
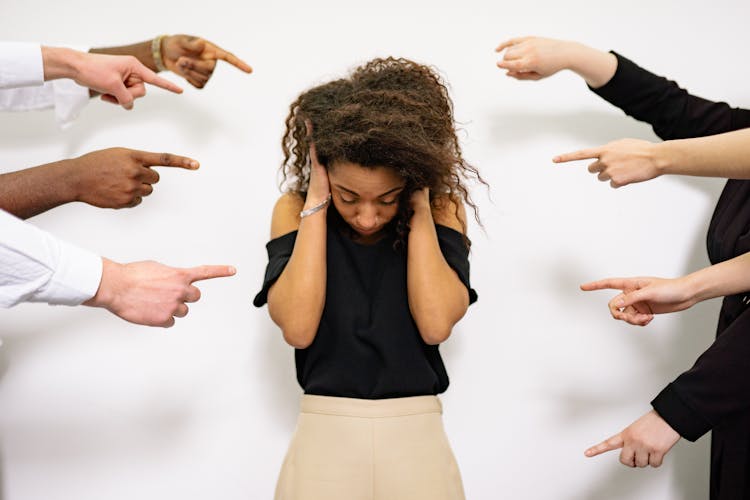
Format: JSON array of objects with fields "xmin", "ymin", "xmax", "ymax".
[{"xmin": 1, "ymin": 1, "xmax": 749, "ymax": 498}]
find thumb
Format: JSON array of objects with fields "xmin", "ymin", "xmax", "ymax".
[
  {"xmin": 110, "ymin": 82, "xmax": 134, "ymax": 110},
  {"xmin": 618, "ymin": 288, "xmax": 652, "ymax": 309},
  {"xmin": 585, "ymin": 433, "xmax": 624, "ymax": 458}
]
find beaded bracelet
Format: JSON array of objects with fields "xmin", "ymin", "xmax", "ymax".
[{"xmin": 151, "ymin": 34, "xmax": 169, "ymax": 72}]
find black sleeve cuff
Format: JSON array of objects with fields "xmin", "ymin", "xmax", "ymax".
[
  {"xmin": 587, "ymin": 51, "xmax": 637, "ymax": 106},
  {"xmin": 651, "ymin": 383, "xmax": 713, "ymax": 442},
  {"xmin": 435, "ymin": 225, "xmax": 478, "ymax": 304},
  {"xmin": 252, "ymin": 231, "xmax": 298, "ymax": 307}
]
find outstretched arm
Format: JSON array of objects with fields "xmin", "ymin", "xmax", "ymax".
[
  {"xmin": 553, "ymin": 128, "xmax": 750, "ymax": 188},
  {"xmin": 581, "ymin": 251, "xmax": 750, "ymax": 326},
  {"xmin": 41, "ymin": 45, "xmax": 182, "ymax": 109},
  {"xmin": 0, "ymin": 148, "xmax": 199, "ymax": 219}
]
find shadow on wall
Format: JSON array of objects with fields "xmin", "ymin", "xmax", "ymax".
[
  {"xmin": 0, "ymin": 94, "xmax": 226, "ymax": 159},
  {"xmin": 255, "ymin": 318, "xmax": 303, "ymax": 433},
  {"xmin": 488, "ymin": 109, "xmax": 662, "ymax": 147},
  {"xmin": 488, "ymin": 109, "xmax": 722, "ymax": 499}
]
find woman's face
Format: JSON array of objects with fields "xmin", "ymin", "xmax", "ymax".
[{"xmin": 327, "ymin": 161, "xmax": 406, "ymax": 242}]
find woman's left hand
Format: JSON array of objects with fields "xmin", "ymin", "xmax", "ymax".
[
  {"xmin": 410, "ymin": 187, "xmax": 431, "ymax": 214},
  {"xmin": 162, "ymin": 35, "xmax": 252, "ymax": 88}
]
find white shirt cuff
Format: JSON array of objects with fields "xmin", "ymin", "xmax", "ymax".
[
  {"xmin": 0, "ymin": 42, "xmax": 44, "ymax": 89},
  {"xmin": 37, "ymin": 241, "xmax": 103, "ymax": 306}
]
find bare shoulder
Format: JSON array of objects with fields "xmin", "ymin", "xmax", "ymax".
[
  {"xmin": 271, "ymin": 192, "xmax": 305, "ymax": 238},
  {"xmin": 431, "ymin": 194, "xmax": 467, "ymax": 233}
]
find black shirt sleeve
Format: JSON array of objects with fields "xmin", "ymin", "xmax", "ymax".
[
  {"xmin": 652, "ymin": 305, "xmax": 750, "ymax": 441},
  {"xmin": 590, "ymin": 52, "xmax": 750, "ymax": 140},
  {"xmin": 252, "ymin": 230, "xmax": 298, "ymax": 307},
  {"xmin": 435, "ymin": 225, "xmax": 478, "ymax": 305}
]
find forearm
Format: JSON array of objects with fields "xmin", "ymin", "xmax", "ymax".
[
  {"xmin": 684, "ymin": 252, "xmax": 750, "ymax": 303},
  {"xmin": 564, "ymin": 42, "xmax": 618, "ymax": 89},
  {"xmin": 267, "ymin": 212, "xmax": 327, "ymax": 348},
  {"xmin": 657, "ymin": 129, "xmax": 750, "ymax": 179},
  {"xmin": 0, "ymin": 160, "xmax": 77, "ymax": 219},
  {"xmin": 89, "ymin": 40, "xmax": 157, "ymax": 72},
  {"xmin": 407, "ymin": 209, "xmax": 469, "ymax": 345}
]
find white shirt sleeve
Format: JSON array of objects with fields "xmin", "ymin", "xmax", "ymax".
[
  {"xmin": 0, "ymin": 42, "xmax": 44, "ymax": 88},
  {"xmin": 0, "ymin": 42, "xmax": 90, "ymax": 128},
  {"xmin": 0, "ymin": 210, "xmax": 103, "ymax": 307}
]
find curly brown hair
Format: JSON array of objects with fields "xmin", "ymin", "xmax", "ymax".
[{"xmin": 280, "ymin": 57, "xmax": 486, "ymax": 246}]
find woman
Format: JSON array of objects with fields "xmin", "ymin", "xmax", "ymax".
[
  {"xmin": 254, "ymin": 57, "xmax": 483, "ymax": 500},
  {"xmin": 497, "ymin": 36, "xmax": 750, "ymax": 498}
]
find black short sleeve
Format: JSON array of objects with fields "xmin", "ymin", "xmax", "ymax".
[
  {"xmin": 252, "ymin": 231, "xmax": 298, "ymax": 307},
  {"xmin": 435, "ymin": 225, "xmax": 478, "ymax": 304}
]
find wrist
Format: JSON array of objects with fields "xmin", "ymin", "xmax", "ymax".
[
  {"xmin": 683, "ymin": 269, "xmax": 713, "ymax": 304},
  {"xmin": 655, "ymin": 140, "xmax": 683, "ymax": 176},
  {"xmin": 84, "ymin": 258, "xmax": 119, "ymax": 310},
  {"xmin": 301, "ymin": 193, "xmax": 331, "ymax": 218},
  {"xmin": 569, "ymin": 43, "xmax": 617, "ymax": 89},
  {"xmin": 58, "ymin": 157, "xmax": 87, "ymax": 203},
  {"xmin": 41, "ymin": 46, "xmax": 79, "ymax": 81}
]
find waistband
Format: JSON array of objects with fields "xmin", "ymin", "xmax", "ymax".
[{"xmin": 300, "ymin": 395, "xmax": 442, "ymax": 418}]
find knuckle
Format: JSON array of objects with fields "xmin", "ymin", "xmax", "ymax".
[{"xmin": 160, "ymin": 153, "xmax": 173, "ymax": 165}]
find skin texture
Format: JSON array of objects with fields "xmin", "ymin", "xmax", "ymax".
[
  {"xmin": 41, "ymin": 46, "xmax": 182, "ymax": 109},
  {"xmin": 85, "ymin": 259, "xmax": 236, "ymax": 327},
  {"xmin": 0, "ymin": 148, "xmax": 199, "ymax": 219}
]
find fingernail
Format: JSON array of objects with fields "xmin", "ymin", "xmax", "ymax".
[
  {"xmin": 616, "ymin": 299, "xmax": 625, "ymax": 306},
  {"xmin": 190, "ymin": 160, "xmax": 200, "ymax": 169},
  {"xmin": 552, "ymin": 156, "xmax": 560, "ymax": 162},
  {"xmin": 229, "ymin": 266, "xmax": 237, "ymax": 275}
]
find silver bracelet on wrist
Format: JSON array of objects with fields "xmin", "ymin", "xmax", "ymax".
[{"xmin": 300, "ymin": 193, "xmax": 331, "ymax": 218}]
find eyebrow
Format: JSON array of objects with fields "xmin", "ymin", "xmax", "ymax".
[{"xmin": 334, "ymin": 184, "xmax": 405, "ymax": 198}]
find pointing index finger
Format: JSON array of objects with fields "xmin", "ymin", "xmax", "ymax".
[
  {"xmin": 187, "ymin": 265, "xmax": 237, "ymax": 283},
  {"xmin": 132, "ymin": 150, "xmax": 200, "ymax": 170},
  {"xmin": 580, "ymin": 278, "xmax": 630, "ymax": 292},
  {"xmin": 139, "ymin": 67, "xmax": 184, "ymax": 94},
  {"xmin": 585, "ymin": 433, "xmax": 624, "ymax": 457},
  {"xmin": 211, "ymin": 44, "xmax": 252, "ymax": 73},
  {"xmin": 553, "ymin": 148, "xmax": 601, "ymax": 164}
]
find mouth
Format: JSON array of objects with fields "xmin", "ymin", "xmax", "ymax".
[{"xmin": 354, "ymin": 226, "xmax": 380, "ymax": 236}]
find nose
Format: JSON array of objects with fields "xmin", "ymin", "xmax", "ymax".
[{"xmin": 357, "ymin": 205, "xmax": 378, "ymax": 230}]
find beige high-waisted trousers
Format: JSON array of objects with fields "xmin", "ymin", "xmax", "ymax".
[{"xmin": 274, "ymin": 394, "xmax": 466, "ymax": 500}]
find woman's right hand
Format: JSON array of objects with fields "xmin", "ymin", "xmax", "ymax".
[{"xmin": 304, "ymin": 142, "xmax": 330, "ymax": 210}]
